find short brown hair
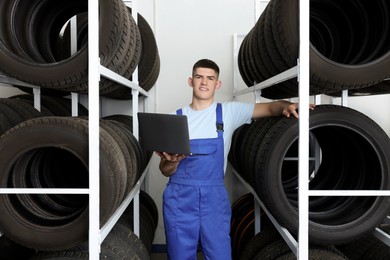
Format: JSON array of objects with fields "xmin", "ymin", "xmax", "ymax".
[{"xmin": 192, "ymin": 59, "xmax": 220, "ymax": 77}]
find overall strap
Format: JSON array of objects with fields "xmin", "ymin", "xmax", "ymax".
[
  {"xmin": 177, "ymin": 105, "xmax": 222, "ymax": 137},
  {"xmin": 216, "ymin": 103, "xmax": 224, "ymax": 138}
]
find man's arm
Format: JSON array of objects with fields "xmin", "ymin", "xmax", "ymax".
[
  {"xmin": 156, "ymin": 152, "xmax": 186, "ymax": 177},
  {"xmin": 252, "ymin": 100, "xmax": 314, "ymax": 119}
]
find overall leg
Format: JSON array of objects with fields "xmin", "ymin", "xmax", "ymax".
[
  {"xmin": 163, "ymin": 183, "xmax": 201, "ymax": 260},
  {"xmin": 199, "ymin": 186, "xmax": 232, "ymax": 260}
]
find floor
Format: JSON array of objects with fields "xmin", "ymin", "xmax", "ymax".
[
  {"xmin": 150, "ymin": 253, "xmax": 168, "ymax": 260},
  {"xmin": 151, "ymin": 252, "xmax": 204, "ymax": 260}
]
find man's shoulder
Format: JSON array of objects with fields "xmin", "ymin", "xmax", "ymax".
[{"xmin": 221, "ymin": 101, "xmax": 253, "ymax": 110}]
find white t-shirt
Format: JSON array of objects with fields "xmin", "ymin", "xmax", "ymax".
[{"xmin": 178, "ymin": 102, "xmax": 255, "ymax": 171}]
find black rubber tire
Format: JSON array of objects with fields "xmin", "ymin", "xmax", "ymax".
[
  {"xmin": 134, "ymin": 10, "xmax": 160, "ymax": 92},
  {"xmin": 238, "ymin": 0, "xmax": 390, "ymax": 98},
  {"xmin": 326, "ymin": 80, "xmax": 390, "ymax": 97},
  {"xmin": 279, "ymin": 244, "xmax": 348, "ymax": 260},
  {"xmin": 0, "ymin": 0, "xmax": 121, "ymax": 90},
  {"xmin": 98, "ymin": 3, "xmax": 142, "ymax": 97},
  {"xmin": 230, "ymin": 193, "xmax": 254, "ymax": 260},
  {"xmin": 239, "ymin": 226, "xmax": 282, "ymax": 260},
  {"xmin": 230, "ymin": 193, "xmax": 271, "ymax": 260},
  {"xmin": 0, "ymin": 117, "xmax": 125, "ymax": 250},
  {"xmin": 104, "ymin": 9, "xmax": 159, "ymax": 99},
  {"xmin": 309, "ymin": 0, "xmax": 390, "ymax": 92},
  {"xmin": 0, "ymin": 235, "xmax": 35, "ymax": 260},
  {"xmin": 100, "ymin": 119, "xmax": 136, "ymax": 195},
  {"xmin": 30, "ymin": 223, "xmax": 149, "ymax": 259},
  {"xmin": 10, "ymin": 94, "xmax": 88, "ymax": 116},
  {"xmin": 336, "ymin": 224, "xmax": 390, "ymax": 260},
  {"xmin": 243, "ymin": 117, "xmax": 280, "ymax": 187},
  {"xmin": 0, "ymin": 98, "xmax": 47, "ymax": 135},
  {"xmin": 103, "ymin": 114, "xmax": 151, "ymax": 173},
  {"xmin": 118, "ymin": 190, "xmax": 159, "ymax": 255},
  {"xmin": 253, "ymin": 239, "xmax": 348, "ymax": 260},
  {"xmin": 228, "ymin": 123, "xmax": 250, "ymax": 175},
  {"xmin": 253, "ymin": 105, "xmax": 390, "ymax": 244}
]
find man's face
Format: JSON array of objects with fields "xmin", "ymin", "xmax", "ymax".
[{"xmin": 188, "ymin": 67, "xmax": 221, "ymax": 101}]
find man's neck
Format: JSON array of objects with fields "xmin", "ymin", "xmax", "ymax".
[{"xmin": 190, "ymin": 99, "xmax": 214, "ymax": 111}]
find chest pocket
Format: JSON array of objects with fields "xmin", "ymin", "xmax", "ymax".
[
  {"xmin": 190, "ymin": 142, "xmax": 218, "ymax": 156},
  {"xmin": 182, "ymin": 142, "xmax": 219, "ymax": 178}
]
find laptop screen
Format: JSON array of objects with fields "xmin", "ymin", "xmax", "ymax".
[{"xmin": 137, "ymin": 112, "xmax": 191, "ymax": 155}]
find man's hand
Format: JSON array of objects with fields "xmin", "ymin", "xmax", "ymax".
[
  {"xmin": 156, "ymin": 152, "xmax": 187, "ymax": 163},
  {"xmin": 156, "ymin": 152, "xmax": 187, "ymax": 177},
  {"xmin": 282, "ymin": 103, "xmax": 316, "ymax": 118}
]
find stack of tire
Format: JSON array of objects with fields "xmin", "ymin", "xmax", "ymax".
[
  {"xmin": 29, "ymin": 192, "xmax": 159, "ymax": 259},
  {"xmin": 238, "ymin": 0, "xmax": 390, "ymax": 99},
  {"xmin": 240, "ymin": 226, "xmax": 349, "ymax": 260},
  {"xmin": 0, "ymin": 0, "xmax": 160, "ymax": 99},
  {"xmin": 0, "ymin": 94, "xmax": 89, "ymax": 135},
  {"xmin": 336, "ymin": 224, "xmax": 390, "ymax": 260},
  {"xmin": 0, "ymin": 106, "xmax": 152, "ymax": 258},
  {"xmin": 229, "ymin": 105, "xmax": 390, "ymax": 251},
  {"xmin": 118, "ymin": 190, "xmax": 159, "ymax": 256},
  {"xmin": 230, "ymin": 193, "xmax": 271, "ymax": 260},
  {"xmin": 230, "ymin": 194, "xmax": 353, "ymax": 259},
  {"xmin": 30, "ymin": 223, "xmax": 149, "ymax": 259}
]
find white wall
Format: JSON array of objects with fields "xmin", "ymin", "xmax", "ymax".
[
  {"xmin": 152, "ymin": 0, "xmax": 256, "ymax": 113},
  {"xmin": 0, "ymin": 84, "xmax": 24, "ymax": 97},
  {"xmin": 335, "ymin": 94, "xmax": 390, "ymax": 137},
  {"xmin": 143, "ymin": 0, "xmax": 257, "ymax": 244}
]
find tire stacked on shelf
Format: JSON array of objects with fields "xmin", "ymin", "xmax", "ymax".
[
  {"xmin": 229, "ymin": 105, "xmax": 390, "ymax": 245},
  {"xmin": 136, "ymin": 12, "xmax": 160, "ymax": 93},
  {"xmin": 118, "ymin": 190, "xmax": 159, "ymax": 256},
  {"xmin": 0, "ymin": 116, "xmax": 149, "ymax": 252},
  {"xmin": 0, "ymin": 97, "xmax": 54, "ymax": 135},
  {"xmin": 250, "ymin": 238, "xmax": 348, "ymax": 259},
  {"xmin": 336, "ymin": 224, "xmax": 390, "ymax": 260},
  {"xmin": 239, "ymin": 226, "xmax": 283, "ymax": 260},
  {"xmin": 230, "ymin": 193, "xmax": 256, "ymax": 260},
  {"xmin": 0, "ymin": 0, "xmax": 160, "ymax": 98},
  {"xmin": 10, "ymin": 94, "xmax": 89, "ymax": 116},
  {"xmin": 30, "ymin": 223, "xmax": 149, "ymax": 259},
  {"xmin": 103, "ymin": 114, "xmax": 152, "ymax": 176},
  {"xmin": 0, "ymin": 234, "xmax": 35, "ymax": 260},
  {"xmin": 104, "ymin": 9, "xmax": 161, "ymax": 99},
  {"xmin": 230, "ymin": 193, "xmax": 272, "ymax": 260},
  {"xmin": 238, "ymin": 0, "xmax": 390, "ymax": 99},
  {"xmin": 230, "ymin": 203, "xmax": 349, "ymax": 259}
]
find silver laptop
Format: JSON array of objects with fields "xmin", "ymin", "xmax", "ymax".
[{"xmin": 137, "ymin": 112, "xmax": 191, "ymax": 155}]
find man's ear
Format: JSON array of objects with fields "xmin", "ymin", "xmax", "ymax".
[
  {"xmin": 216, "ymin": 80, "xmax": 222, "ymax": 89},
  {"xmin": 188, "ymin": 77, "xmax": 193, "ymax": 87}
]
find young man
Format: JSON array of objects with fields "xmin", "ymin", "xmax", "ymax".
[{"xmin": 156, "ymin": 59, "xmax": 311, "ymax": 260}]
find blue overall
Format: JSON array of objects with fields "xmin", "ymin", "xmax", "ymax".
[{"xmin": 163, "ymin": 104, "xmax": 232, "ymax": 260}]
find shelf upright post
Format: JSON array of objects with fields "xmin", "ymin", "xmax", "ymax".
[
  {"xmin": 88, "ymin": 0, "xmax": 101, "ymax": 258},
  {"xmin": 123, "ymin": 0, "xmax": 141, "ymax": 238},
  {"xmin": 128, "ymin": 0, "xmax": 140, "ymax": 140},
  {"xmin": 233, "ymin": 33, "xmax": 239, "ymax": 94},
  {"xmin": 341, "ymin": 90, "xmax": 349, "ymax": 107},
  {"xmin": 298, "ymin": 0, "xmax": 310, "ymax": 259},
  {"xmin": 70, "ymin": 15, "xmax": 79, "ymax": 117},
  {"xmin": 33, "ymin": 87, "xmax": 41, "ymax": 111},
  {"xmin": 71, "ymin": 93, "xmax": 79, "ymax": 117}
]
